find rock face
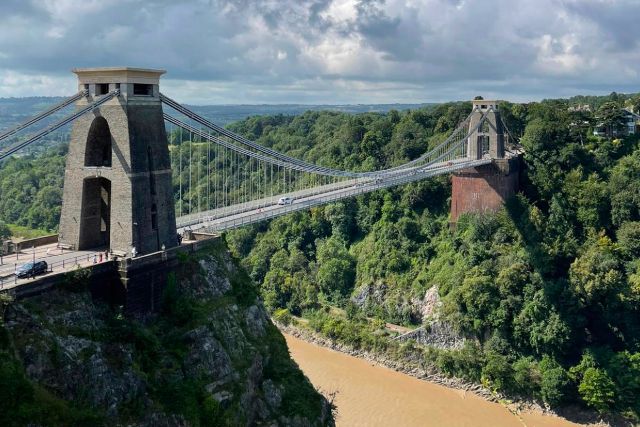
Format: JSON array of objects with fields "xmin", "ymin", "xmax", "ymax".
[
  {"xmin": 411, "ymin": 285, "xmax": 442, "ymax": 321},
  {"xmin": 394, "ymin": 322, "xmax": 464, "ymax": 350},
  {"xmin": 1, "ymin": 240, "xmax": 333, "ymax": 426},
  {"xmin": 353, "ymin": 284, "xmax": 463, "ymax": 350},
  {"xmin": 399, "ymin": 286, "xmax": 464, "ymax": 350}
]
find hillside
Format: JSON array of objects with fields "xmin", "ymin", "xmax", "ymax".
[
  {"xmin": 221, "ymin": 95, "xmax": 640, "ymax": 421},
  {"xmin": 1, "ymin": 92, "xmax": 640, "ymax": 420}
]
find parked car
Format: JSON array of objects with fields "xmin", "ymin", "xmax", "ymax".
[
  {"xmin": 16, "ymin": 261, "xmax": 48, "ymax": 278},
  {"xmin": 277, "ymin": 196, "xmax": 293, "ymax": 205}
]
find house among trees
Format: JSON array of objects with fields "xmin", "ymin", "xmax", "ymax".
[
  {"xmin": 568, "ymin": 104, "xmax": 592, "ymax": 113},
  {"xmin": 593, "ymin": 107, "xmax": 640, "ymax": 138}
]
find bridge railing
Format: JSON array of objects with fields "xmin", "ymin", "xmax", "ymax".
[
  {"xmin": 176, "ymin": 176, "xmax": 364, "ymax": 229},
  {"xmin": 0, "ymin": 251, "xmax": 109, "ymax": 289}
]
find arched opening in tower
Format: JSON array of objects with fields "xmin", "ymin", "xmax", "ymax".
[
  {"xmin": 84, "ymin": 116, "xmax": 112, "ymax": 167},
  {"xmin": 78, "ymin": 177, "xmax": 111, "ymax": 250}
]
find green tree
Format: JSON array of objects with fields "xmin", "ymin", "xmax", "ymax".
[
  {"xmin": 595, "ymin": 102, "xmax": 626, "ymax": 137},
  {"xmin": 512, "ymin": 357, "xmax": 539, "ymax": 395},
  {"xmin": 617, "ymin": 221, "xmax": 640, "ymax": 258},
  {"xmin": 0, "ymin": 221, "xmax": 9, "ymax": 241},
  {"xmin": 630, "ymin": 96, "xmax": 640, "ymax": 114},
  {"xmin": 539, "ymin": 357, "xmax": 570, "ymax": 406},
  {"xmin": 569, "ymin": 235, "xmax": 625, "ymax": 305},
  {"xmin": 316, "ymin": 237, "xmax": 355, "ymax": 297},
  {"xmin": 578, "ymin": 368, "xmax": 616, "ymax": 413},
  {"xmin": 481, "ymin": 351, "xmax": 515, "ymax": 393},
  {"xmin": 0, "ymin": 221, "xmax": 9, "ymax": 260}
]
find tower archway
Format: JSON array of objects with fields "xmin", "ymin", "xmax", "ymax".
[
  {"xmin": 84, "ymin": 116, "xmax": 112, "ymax": 167},
  {"xmin": 78, "ymin": 177, "xmax": 111, "ymax": 250}
]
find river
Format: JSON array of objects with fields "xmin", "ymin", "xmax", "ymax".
[{"xmin": 284, "ymin": 334, "xmax": 581, "ymax": 427}]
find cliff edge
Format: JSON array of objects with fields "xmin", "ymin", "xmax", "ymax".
[{"xmin": 0, "ymin": 239, "xmax": 333, "ymax": 426}]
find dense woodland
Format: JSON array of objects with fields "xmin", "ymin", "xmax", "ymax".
[{"xmin": 1, "ymin": 93, "xmax": 639, "ymax": 418}]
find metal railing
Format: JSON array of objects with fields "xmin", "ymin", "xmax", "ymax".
[{"xmin": 0, "ymin": 250, "xmax": 110, "ymax": 289}]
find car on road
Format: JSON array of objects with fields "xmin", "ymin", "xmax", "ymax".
[
  {"xmin": 277, "ymin": 196, "xmax": 293, "ymax": 205},
  {"xmin": 16, "ymin": 261, "xmax": 48, "ymax": 279}
]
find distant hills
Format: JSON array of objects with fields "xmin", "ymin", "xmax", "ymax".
[
  {"xmin": 0, "ymin": 96, "xmax": 434, "ymax": 157},
  {"xmin": 0, "ymin": 96, "xmax": 434, "ymax": 129}
]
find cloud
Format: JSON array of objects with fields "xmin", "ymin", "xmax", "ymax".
[{"xmin": 0, "ymin": 0, "xmax": 638, "ymax": 103}]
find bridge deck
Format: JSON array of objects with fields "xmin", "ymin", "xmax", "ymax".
[
  {"xmin": 2, "ymin": 157, "xmax": 498, "ymax": 294},
  {"xmin": 178, "ymin": 157, "xmax": 493, "ymax": 233}
]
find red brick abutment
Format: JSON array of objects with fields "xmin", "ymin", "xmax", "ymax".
[{"xmin": 450, "ymin": 157, "xmax": 521, "ymax": 222}]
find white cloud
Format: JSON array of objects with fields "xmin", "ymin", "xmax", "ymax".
[{"xmin": 0, "ymin": 0, "xmax": 638, "ymax": 103}]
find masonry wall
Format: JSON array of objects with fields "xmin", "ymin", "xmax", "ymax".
[
  {"xmin": 450, "ymin": 157, "xmax": 520, "ymax": 222},
  {"xmin": 59, "ymin": 95, "xmax": 177, "ymax": 256}
]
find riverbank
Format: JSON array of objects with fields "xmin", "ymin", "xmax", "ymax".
[
  {"xmin": 278, "ymin": 321, "xmax": 498, "ymax": 400},
  {"xmin": 278, "ymin": 321, "xmax": 619, "ymax": 426}
]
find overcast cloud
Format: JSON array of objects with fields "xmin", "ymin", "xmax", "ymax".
[{"xmin": 0, "ymin": 0, "xmax": 638, "ymax": 104}]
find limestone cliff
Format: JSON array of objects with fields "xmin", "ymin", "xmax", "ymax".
[{"xmin": 0, "ymin": 240, "xmax": 333, "ymax": 427}]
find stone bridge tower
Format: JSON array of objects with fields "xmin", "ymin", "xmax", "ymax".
[
  {"xmin": 450, "ymin": 99, "xmax": 519, "ymax": 222},
  {"xmin": 467, "ymin": 99, "xmax": 505, "ymax": 160},
  {"xmin": 59, "ymin": 67, "xmax": 177, "ymax": 256}
]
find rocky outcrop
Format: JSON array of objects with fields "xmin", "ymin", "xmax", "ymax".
[
  {"xmin": 394, "ymin": 321, "xmax": 464, "ymax": 350},
  {"xmin": 410, "ymin": 285, "xmax": 442, "ymax": 321},
  {"xmin": 1, "ymin": 240, "xmax": 333, "ymax": 426},
  {"xmin": 353, "ymin": 283, "xmax": 452, "ymax": 325},
  {"xmin": 396, "ymin": 286, "xmax": 464, "ymax": 350}
]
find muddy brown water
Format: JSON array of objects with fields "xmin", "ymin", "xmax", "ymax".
[{"xmin": 285, "ymin": 334, "xmax": 582, "ymax": 427}]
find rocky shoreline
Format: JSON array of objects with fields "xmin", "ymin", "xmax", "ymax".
[{"xmin": 277, "ymin": 321, "xmax": 619, "ymax": 427}]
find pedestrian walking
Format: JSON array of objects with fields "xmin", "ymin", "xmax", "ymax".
[
  {"xmin": 105, "ymin": 250, "xmax": 109, "ymax": 261},
  {"xmin": 93, "ymin": 254, "xmax": 97, "ymax": 264},
  {"xmin": 99, "ymin": 253, "xmax": 103, "ymax": 263}
]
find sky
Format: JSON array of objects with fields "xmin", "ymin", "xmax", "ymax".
[{"xmin": 0, "ymin": 0, "xmax": 638, "ymax": 105}]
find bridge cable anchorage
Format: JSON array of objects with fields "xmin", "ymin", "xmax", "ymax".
[
  {"xmin": 0, "ymin": 90, "xmax": 120, "ymax": 162},
  {"xmin": 161, "ymin": 93, "xmax": 479, "ymax": 178},
  {"xmin": 0, "ymin": 89, "xmax": 88, "ymax": 144}
]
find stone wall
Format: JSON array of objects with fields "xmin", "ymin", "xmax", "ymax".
[
  {"xmin": 15, "ymin": 234, "xmax": 59, "ymax": 251},
  {"xmin": 394, "ymin": 321, "xmax": 464, "ymax": 350}
]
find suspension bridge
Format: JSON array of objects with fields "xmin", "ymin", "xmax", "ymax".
[{"xmin": 0, "ymin": 67, "xmax": 521, "ymax": 303}]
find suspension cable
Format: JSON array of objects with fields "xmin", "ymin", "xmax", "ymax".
[
  {"xmin": 0, "ymin": 90, "xmax": 88, "ymax": 143},
  {"xmin": 0, "ymin": 90, "xmax": 119, "ymax": 161}
]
